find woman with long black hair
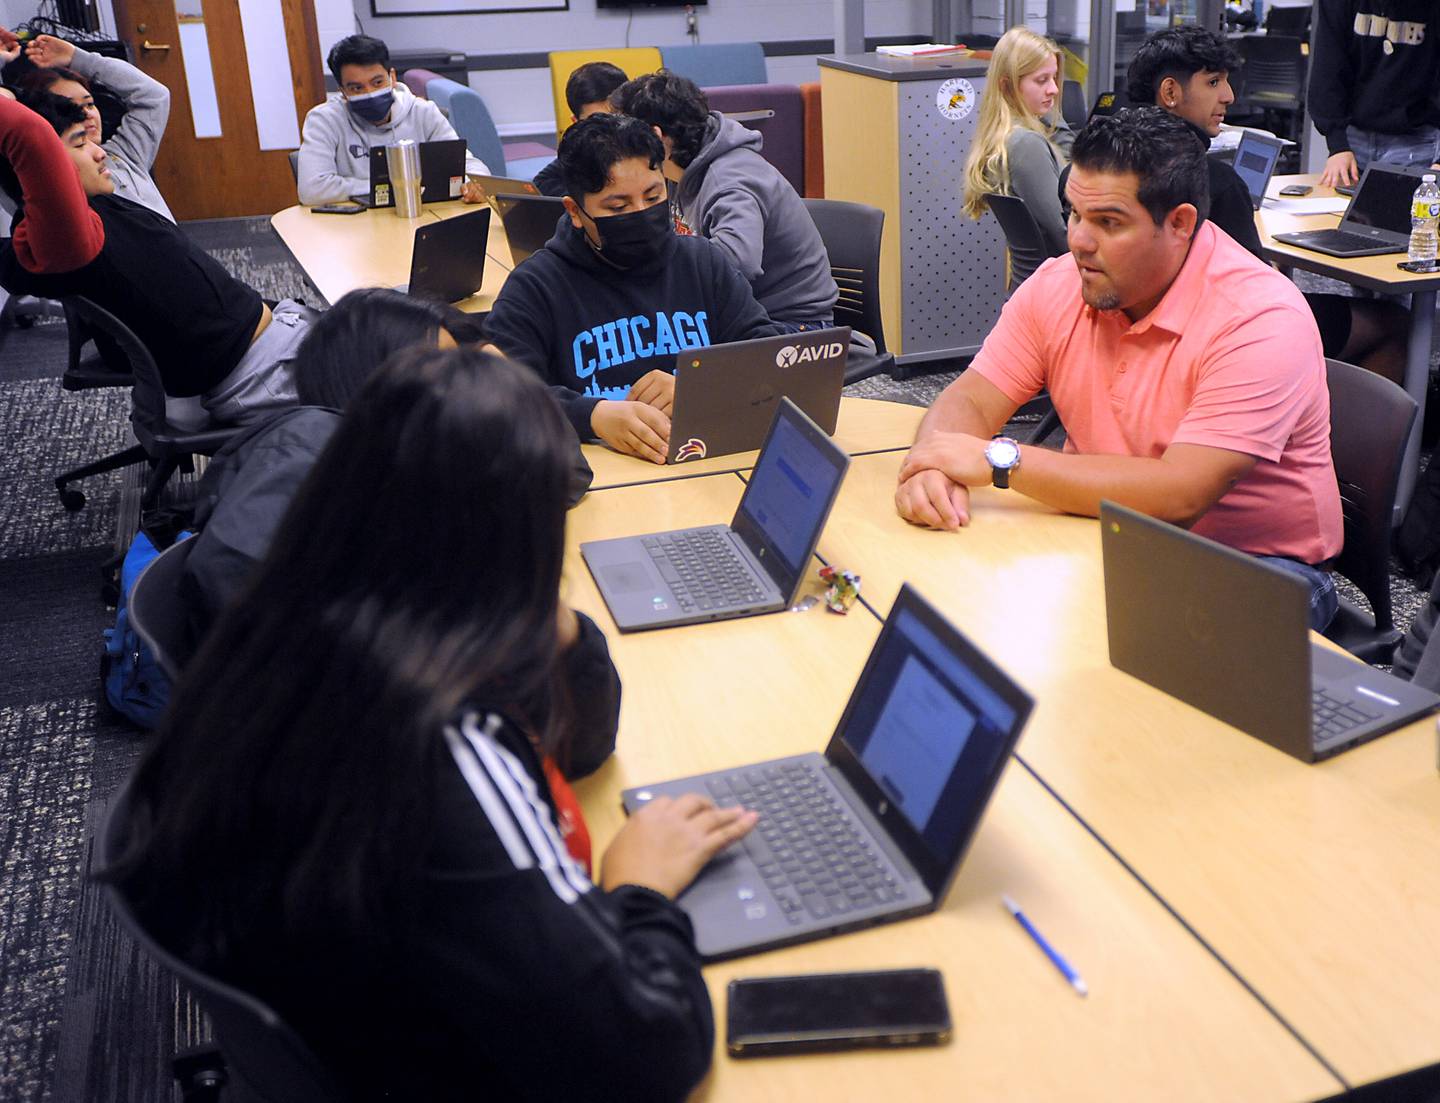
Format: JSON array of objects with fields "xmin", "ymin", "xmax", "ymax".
[{"xmin": 105, "ymin": 344, "xmax": 755, "ymax": 1101}]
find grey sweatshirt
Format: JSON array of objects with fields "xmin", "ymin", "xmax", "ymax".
[
  {"xmin": 1003, "ymin": 126, "xmax": 1069, "ymax": 285},
  {"xmin": 68, "ymin": 46, "xmax": 174, "ymax": 222},
  {"xmin": 296, "ymin": 84, "xmax": 489, "ymax": 206},
  {"xmin": 674, "ymin": 112, "xmax": 837, "ymax": 325}
]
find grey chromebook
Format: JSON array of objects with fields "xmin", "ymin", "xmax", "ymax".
[
  {"xmin": 1100, "ymin": 501, "xmax": 1440, "ymax": 763},
  {"xmin": 1271, "ymin": 163, "xmax": 1424, "ymax": 257},
  {"xmin": 621, "ymin": 584, "xmax": 1033, "ymax": 961},
  {"xmin": 393, "ymin": 207, "xmax": 490, "ymax": 305},
  {"xmin": 667, "ymin": 327, "xmax": 849, "ymax": 464},
  {"xmin": 490, "ymin": 192, "xmax": 566, "ymax": 265},
  {"xmin": 581, "ymin": 398, "xmax": 848, "ymax": 632},
  {"xmin": 1231, "ymin": 129, "xmax": 1285, "ymax": 211}
]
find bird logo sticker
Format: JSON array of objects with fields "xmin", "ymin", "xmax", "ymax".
[
  {"xmin": 937, "ymin": 78, "xmax": 977, "ymax": 121},
  {"xmin": 675, "ymin": 438, "xmax": 708, "ymax": 462}
]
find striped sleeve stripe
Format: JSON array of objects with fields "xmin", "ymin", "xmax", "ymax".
[
  {"xmin": 460, "ymin": 713, "xmax": 593, "ymax": 904},
  {"xmin": 442, "ymin": 717, "xmax": 535, "ymax": 873}
]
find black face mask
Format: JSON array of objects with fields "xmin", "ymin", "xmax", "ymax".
[{"xmin": 582, "ymin": 200, "xmax": 673, "ymax": 269}]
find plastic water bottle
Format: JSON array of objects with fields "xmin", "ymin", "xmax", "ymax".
[{"xmin": 1409, "ymin": 174, "xmax": 1440, "ymax": 264}]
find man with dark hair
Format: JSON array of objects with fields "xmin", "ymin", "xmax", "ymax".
[
  {"xmin": 483, "ymin": 113, "xmax": 779, "ymax": 464},
  {"xmin": 898, "ymin": 108, "xmax": 1341, "ymax": 628},
  {"xmin": 532, "ymin": 61, "xmax": 629, "ymax": 198},
  {"xmin": 1127, "ymin": 25, "xmax": 1409, "ymax": 382},
  {"xmin": 1309, "ymin": 0, "xmax": 1440, "ymax": 187},
  {"xmin": 612, "ymin": 70, "xmax": 837, "ymax": 332},
  {"xmin": 0, "ymin": 93, "xmax": 308, "ymax": 426},
  {"xmin": 295, "ymin": 33, "xmax": 489, "ymax": 206}
]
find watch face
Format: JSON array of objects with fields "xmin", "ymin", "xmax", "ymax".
[{"xmin": 989, "ymin": 440, "xmax": 1020, "ymax": 468}]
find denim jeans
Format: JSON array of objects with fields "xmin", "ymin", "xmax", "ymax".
[
  {"xmin": 1256, "ymin": 555, "xmax": 1339, "ymax": 631},
  {"xmin": 771, "ymin": 317, "xmax": 835, "ymax": 335},
  {"xmin": 1346, "ymin": 125, "xmax": 1440, "ymax": 174}
]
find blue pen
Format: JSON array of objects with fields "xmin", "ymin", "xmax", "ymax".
[{"xmin": 1003, "ymin": 895, "xmax": 1088, "ymax": 997}]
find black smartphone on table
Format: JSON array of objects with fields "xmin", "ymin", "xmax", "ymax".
[
  {"xmin": 726, "ymin": 968, "xmax": 951, "ymax": 1057},
  {"xmin": 310, "ymin": 203, "xmax": 366, "ymax": 215},
  {"xmin": 1279, "ymin": 184, "xmax": 1313, "ymax": 197},
  {"xmin": 1398, "ymin": 259, "xmax": 1440, "ymax": 273}
]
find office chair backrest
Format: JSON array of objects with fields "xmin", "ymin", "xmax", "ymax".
[
  {"xmin": 1236, "ymin": 35, "xmax": 1305, "ymax": 104},
  {"xmin": 425, "ymin": 77, "xmax": 506, "ymax": 176},
  {"xmin": 1327, "ymin": 357, "xmax": 1417, "ymax": 634},
  {"xmin": 1264, "ymin": 5, "xmax": 1311, "ymax": 39},
  {"xmin": 801, "ymin": 197, "xmax": 887, "ymax": 354},
  {"xmin": 659, "ymin": 42, "xmax": 767, "ymax": 88},
  {"xmin": 128, "ymin": 537, "xmax": 198, "ymax": 682},
  {"xmin": 547, "ymin": 47, "xmax": 663, "ymax": 140},
  {"xmin": 1060, "ymin": 80, "xmax": 1087, "ymax": 131},
  {"xmin": 985, "ymin": 192, "xmax": 1063, "ymax": 292},
  {"xmin": 101, "ymin": 780, "xmax": 346, "ymax": 1103},
  {"xmin": 60, "ymin": 297, "xmax": 170, "ymax": 452},
  {"xmin": 703, "ymin": 83, "xmax": 804, "ymax": 193}
]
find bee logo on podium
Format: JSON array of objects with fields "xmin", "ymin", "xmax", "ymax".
[{"xmin": 937, "ymin": 77, "xmax": 976, "ymax": 122}]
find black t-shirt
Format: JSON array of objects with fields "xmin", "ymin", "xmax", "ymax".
[{"xmin": 0, "ymin": 194, "xmax": 262, "ymax": 396}]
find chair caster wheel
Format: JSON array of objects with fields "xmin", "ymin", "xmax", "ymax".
[{"xmin": 59, "ymin": 488, "xmax": 86, "ymax": 511}]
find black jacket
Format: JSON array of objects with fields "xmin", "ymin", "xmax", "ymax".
[
  {"xmin": 1309, "ymin": 0, "xmax": 1440, "ymax": 154},
  {"xmin": 531, "ymin": 157, "xmax": 566, "ymax": 198},
  {"xmin": 482, "ymin": 214, "xmax": 779, "ymax": 438}
]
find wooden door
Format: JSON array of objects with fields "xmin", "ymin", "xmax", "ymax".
[{"xmin": 110, "ymin": 0, "xmax": 323, "ymax": 220}]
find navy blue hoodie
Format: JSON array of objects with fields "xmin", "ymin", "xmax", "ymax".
[{"xmin": 483, "ymin": 213, "xmax": 780, "ymax": 438}]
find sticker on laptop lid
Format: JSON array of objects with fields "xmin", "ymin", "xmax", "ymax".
[
  {"xmin": 674, "ymin": 437, "xmax": 708, "ymax": 462},
  {"xmin": 449, "ymin": 175, "xmax": 463, "ymax": 199}
]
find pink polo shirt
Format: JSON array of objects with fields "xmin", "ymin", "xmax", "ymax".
[{"xmin": 972, "ymin": 222, "xmax": 1342, "ymax": 564}]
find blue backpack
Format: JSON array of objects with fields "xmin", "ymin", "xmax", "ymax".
[{"xmin": 102, "ymin": 530, "xmax": 190, "ymax": 728}]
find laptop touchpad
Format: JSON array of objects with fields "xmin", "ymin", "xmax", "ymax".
[{"xmin": 601, "ymin": 562, "xmax": 654, "ymax": 593}]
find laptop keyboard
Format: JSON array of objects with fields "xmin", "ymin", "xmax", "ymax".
[
  {"xmin": 1312, "ymin": 687, "xmax": 1381, "ymax": 740},
  {"xmin": 642, "ymin": 530, "xmax": 766, "ymax": 612},
  {"xmin": 706, "ymin": 761, "xmax": 907, "ymax": 926},
  {"xmin": 1289, "ymin": 229, "xmax": 1391, "ymax": 253}
]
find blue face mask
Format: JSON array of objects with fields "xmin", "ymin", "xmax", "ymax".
[{"xmin": 346, "ymin": 85, "xmax": 394, "ymax": 125}]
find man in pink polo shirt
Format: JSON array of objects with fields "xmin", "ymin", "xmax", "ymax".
[{"xmin": 897, "ymin": 108, "xmax": 1343, "ymax": 628}]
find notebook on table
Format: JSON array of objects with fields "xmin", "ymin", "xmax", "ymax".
[
  {"xmin": 1100, "ymin": 501, "xmax": 1440, "ymax": 762},
  {"xmin": 621, "ymin": 584, "xmax": 1034, "ymax": 961},
  {"xmin": 666, "ymin": 327, "xmax": 850, "ymax": 464},
  {"xmin": 393, "ymin": 207, "xmax": 490, "ymax": 305},
  {"xmin": 358, "ymin": 138, "xmax": 468, "ymax": 208},
  {"xmin": 581, "ymin": 398, "xmax": 848, "ymax": 632},
  {"xmin": 1271, "ymin": 164, "xmax": 1424, "ymax": 257}
]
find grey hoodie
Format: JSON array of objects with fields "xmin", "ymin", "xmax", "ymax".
[
  {"xmin": 296, "ymin": 84, "xmax": 489, "ymax": 206},
  {"xmin": 675, "ymin": 112, "xmax": 837, "ymax": 325},
  {"xmin": 68, "ymin": 46, "xmax": 174, "ymax": 222}
]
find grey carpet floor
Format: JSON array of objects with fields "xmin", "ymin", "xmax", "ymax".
[{"xmin": 0, "ymin": 218, "xmax": 1434, "ymax": 1102}]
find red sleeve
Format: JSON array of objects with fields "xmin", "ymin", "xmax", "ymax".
[{"xmin": 0, "ymin": 96, "xmax": 104, "ymax": 273}]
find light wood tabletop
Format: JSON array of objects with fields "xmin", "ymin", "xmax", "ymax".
[
  {"xmin": 270, "ymin": 200, "xmax": 513, "ymax": 313},
  {"xmin": 817, "ymin": 449, "xmax": 1440, "ymax": 1088},
  {"xmin": 564, "ymin": 472, "xmax": 1345, "ymax": 1102},
  {"xmin": 580, "ymin": 397, "xmax": 926, "ymax": 489}
]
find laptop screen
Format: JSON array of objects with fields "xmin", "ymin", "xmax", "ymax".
[
  {"xmin": 833, "ymin": 590, "xmax": 1028, "ymax": 873},
  {"xmin": 1231, "ymin": 133, "xmax": 1281, "ymax": 207},
  {"xmin": 733, "ymin": 400, "xmax": 848, "ymax": 581},
  {"xmin": 1345, "ymin": 167, "xmax": 1420, "ymax": 235}
]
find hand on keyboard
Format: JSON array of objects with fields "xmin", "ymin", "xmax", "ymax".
[{"xmin": 601, "ymin": 792, "xmax": 759, "ymax": 899}]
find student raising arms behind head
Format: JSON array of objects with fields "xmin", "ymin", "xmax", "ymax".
[
  {"xmin": 962, "ymin": 27, "xmax": 1075, "ymax": 285},
  {"xmin": 105, "ymin": 345, "xmax": 756, "ymax": 1101}
]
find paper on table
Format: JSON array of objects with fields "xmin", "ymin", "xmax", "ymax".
[{"xmin": 1261, "ymin": 195, "xmax": 1352, "ymax": 215}]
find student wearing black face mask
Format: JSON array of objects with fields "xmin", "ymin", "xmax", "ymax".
[
  {"xmin": 295, "ymin": 34, "xmax": 491, "ymax": 207},
  {"xmin": 484, "ymin": 114, "xmax": 781, "ymax": 464}
]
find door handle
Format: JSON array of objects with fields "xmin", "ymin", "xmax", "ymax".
[{"xmin": 141, "ymin": 40, "xmax": 171, "ymax": 51}]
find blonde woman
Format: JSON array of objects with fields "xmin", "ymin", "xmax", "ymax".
[{"xmin": 963, "ymin": 28, "xmax": 1074, "ymax": 285}]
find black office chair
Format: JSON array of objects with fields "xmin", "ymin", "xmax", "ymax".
[
  {"xmin": 100, "ymin": 779, "xmax": 346, "ymax": 1103},
  {"xmin": 287, "ymin": 151, "xmax": 299, "ymax": 183},
  {"xmin": 1231, "ymin": 36, "xmax": 1306, "ymax": 141},
  {"xmin": 1264, "ymin": 4, "xmax": 1311, "ymax": 41},
  {"xmin": 1061, "ymin": 80, "xmax": 1087, "ymax": 131},
  {"xmin": 128, "ymin": 536, "xmax": 199, "ymax": 682},
  {"xmin": 55, "ymin": 297, "xmax": 240, "ymax": 513},
  {"xmin": 1322, "ymin": 357, "xmax": 1417, "ymax": 663},
  {"xmin": 801, "ymin": 198, "xmax": 895, "ymax": 384}
]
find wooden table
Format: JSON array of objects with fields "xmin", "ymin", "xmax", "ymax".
[
  {"xmin": 815, "ymin": 449, "xmax": 1440, "ymax": 1090},
  {"xmin": 270, "ymin": 200, "xmax": 514, "ymax": 313},
  {"xmin": 1259, "ymin": 173, "xmax": 1440, "ymax": 518},
  {"xmin": 580, "ymin": 397, "xmax": 925, "ymax": 489},
  {"xmin": 564, "ymin": 470, "xmax": 1344, "ymax": 1102}
]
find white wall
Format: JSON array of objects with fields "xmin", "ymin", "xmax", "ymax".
[
  {"xmin": 314, "ymin": 0, "xmax": 358, "ymax": 76},
  {"xmin": 353, "ymin": 0, "xmax": 933, "ymax": 133}
]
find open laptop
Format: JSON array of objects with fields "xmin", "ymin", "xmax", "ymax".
[
  {"xmin": 359, "ymin": 138, "xmax": 467, "ymax": 208},
  {"xmin": 620, "ymin": 584, "xmax": 1034, "ymax": 961},
  {"xmin": 1100, "ymin": 501, "xmax": 1440, "ymax": 763},
  {"xmin": 490, "ymin": 192, "xmax": 567, "ymax": 264},
  {"xmin": 667, "ymin": 327, "xmax": 850, "ymax": 463},
  {"xmin": 1271, "ymin": 163, "xmax": 1424, "ymax": 257},
  {"xmin": 1231, "ymin": 130, "xmax": 1285, "ymax": 210},
  {"xmin": 473, "ymin": 173, "xmax": 544, "ymax": 201},
  {"xmin": 394, "ymin": 207, "xmax": 490, "ymax": 304},
  {"xmin": 581, "ymin": 398, "xmax": 848, "ymax": 631}
]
